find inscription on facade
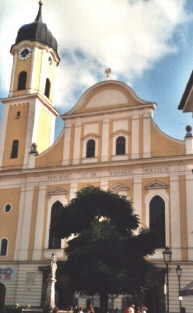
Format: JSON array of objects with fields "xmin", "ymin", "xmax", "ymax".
[
  {"xmin": 81, "ymin": 172, "xmax": 97, "ymax": 178},
  {"xmin": 109, "ymin": 170, "xmax": 132, "ymax": 176},
  {"xmin": 48, "ymin": 174, "xmax": 70, "ymax": 181},
  {"xmin": 143, "ymin": 167, "xmax": 169, "ymax": 174}
]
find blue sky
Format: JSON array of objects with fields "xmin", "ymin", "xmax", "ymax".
[{"xmin": 1, "ymin": 0, "xmax": 193, "ymax": 140}]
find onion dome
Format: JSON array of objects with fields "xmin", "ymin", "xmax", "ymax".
[{"xmin": 15, "ymin": 1, "xmax": 58, "ymax": 53}]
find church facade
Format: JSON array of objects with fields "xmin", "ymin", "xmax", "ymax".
[{"xmin": 0, "ymin": 3, "xmax": 193, "ymax": 313}]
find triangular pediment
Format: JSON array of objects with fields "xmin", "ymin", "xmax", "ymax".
[
  {"xmin": 108, "ymin": 183, "xmax": 130, "ymax": 191},
  {"xmin": 145, "ymin": 180, "xmax": 168, "ymax": 190},
  {"xmin": 48, "ymin": 187, "xmax": 68, "ymax": 195}
]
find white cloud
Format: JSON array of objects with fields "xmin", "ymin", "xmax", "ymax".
[{"xmin": 0, "ymin": 0, "xmax": 192, "ymax": 112}]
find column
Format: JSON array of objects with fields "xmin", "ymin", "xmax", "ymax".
[
  {"xmin": 62, "ymin": 123, "xmax": 72, "ymax": 165},
  {"xmin": 17, "ymin": 185, "xmax": 34, "ymax": 260},
  {"xmin": 73, "ymin": 120, "xmax": 81, "ymax": 165},
  {"xmin": 170, "ymin": 176, "xmax": 181, "ymax": 260},
  {"xmin": 14, "ymin": 184, "xmax": 26, "ymax": 260},
  {"xmin": 185, "ymin": 173, "xmax": 193, "ymax": 260},
  {"xmin": 143, "ymin": 111, "xmax": 151, "ymax": 158},
  {"xmin": 133, "ymin": 177, "xmax": 142, "ymax": 220},
  {"xmin": 101, "ymin": 116, "xmax": 109, "ymax": 162},
  {"xmin": 0, "ymin": 103, "xmax": 9, "ymax": 169},
  {"xmin": 131, "ymin": 114, "xmax": 139, "ymax": 159},
  {"xmin": 33, "ymin": 185, "xmax": 47, "ymax": 260},
  {"xmin": 70, "ymin": 182, "xmax": 78, "ymax": 200}
]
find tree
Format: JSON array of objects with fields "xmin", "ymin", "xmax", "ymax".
[{"xmin": 57, "ymin": 186, "xmax": 158, "ymax": 313}]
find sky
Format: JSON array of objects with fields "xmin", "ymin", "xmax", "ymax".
[{"xmin": 1, "ymin": 0, "xmax": 193, "ymax": 140}]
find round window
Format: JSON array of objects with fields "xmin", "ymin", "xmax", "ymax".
[{"xmin": 4, "ymin": 204, "xmax": 12, "ymax": 213}]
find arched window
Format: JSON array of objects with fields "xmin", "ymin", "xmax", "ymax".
[
  {"xmin": 49, "ymin": 201, "xmax": 63, "ymax": 249},
  {"xmin": 0, "ymin": 239, "xmax": 8, "ymax": 256},
  {"xmin": 149, "ymin": 195, "xmax": 165, "ymax": 248},
  {"xmin": 18, "ymin": 71, "xmax": 27, "ymax": 90},
  {"xmin": 86, "ymin": 139, "xmax": 95, "ymax": 158},
  {"xmin": 116, "ymin": 136, "xmax": 125, "ymax": 155},
  {"xmin": 11, "ymin": 140, "xmax": 19, "ymax": 159},
  {"xmin": 45, "ymin": 78, "xmax": 51, "ymax": 98}
]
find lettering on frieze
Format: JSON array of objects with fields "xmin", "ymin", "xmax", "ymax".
[
  {"xmin": 143, "ymin": 167, "xmax": 169, "ymax": 174},
  {"xmin": 81, "ymin": 172, "xmax": 97, "ymax": 179},
  {"xmin": 48, "ymin": 174, "xmax": 70, "ymax": 181},
  {"xmin": 109, "ymin": 170, "xmax": 132, "ymax": 176}
]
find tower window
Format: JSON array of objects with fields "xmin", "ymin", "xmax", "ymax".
[
  {"xmin": 11, "ymin": 140, "xmax": 19, "ymax": 159},
  {"xmin": 116, "ymin": 136, "xmax": 125, "ymax": 155},
  {"xmin": 0, "ymin": 238, "xmax": 8, "ymax": 256},
  {"xmin": 86, "ymin": 139, "xmax": 95, "ymax": 158},
  {"xmin": 45, "ymin": 78, "xmax": 51, "ymax": 98},
  {"xmin": 49, "ymin": 201, "xmax": 63, "ymax": 249},
  {"xmin": 149, "ymin": 195, "xmax": 165, "ymax": 248},
  {"xmin": 18, "ymin": 71, "xmax": 27, "ymax": 90},
  {"xmin": 16, "ymin": 111, "xmax": 21, "ymax": 119}
]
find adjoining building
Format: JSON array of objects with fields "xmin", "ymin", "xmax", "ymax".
[{"xmin": 0, "ymin": 2, "xmax": 193, "ymax": 313}]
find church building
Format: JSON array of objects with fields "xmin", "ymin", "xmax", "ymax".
[{"xmin": 0, "ymin": 2, "xmax": 193, "ymax": 313}]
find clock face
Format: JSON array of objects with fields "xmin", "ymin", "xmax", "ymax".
[{"xmin": 18, "ymin": 47, "xmax": 32, "ymax": 60}]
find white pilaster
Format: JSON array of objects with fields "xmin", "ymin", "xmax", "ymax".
[
  {"xmin": 100, "ymin": 181, "xmax": 108, "ymax": 191},
  {"xmin": 32, "ymin": 185, "xmax": 47, "ymax": 260},
  {"xmin": 131, "ymin": 114, "xmax": 139, "ymax": 159},
  {"xmin": 29, "ymin": 46, "xmax": 38, "ymax": 93},
  {"xmin": 170, "ymin": 175, "xmax": 181, "ymax": 260},
  {"xmin": 143, "ymin": 111, "xmax": 151, "ymax": 158},
  {"xmin": 185, "ymin": 136, "xmax": 193, "ymax": 154},
  {"xmin": 101, "ymin": 117, "xmax": 109, "ymax": 162},
  {"xmin": 9, "ymin": 52, "xmax": 17, "ymax": 97},
  {"xmin": 70, "ymin": 182, "xmax": 78, "ymax": 200},
  {"xmin": 185, "ymin": 173, "xmax": 193, "ymax": 260},
  {"xmin": 18, "ymin": 185, "xmax": 34, "ymax": 260},
  {"xmin": 0, "ymin": 104, "xmax": 9, "ymax": 169},
  {"xmin": 73, "ymin": 120, "xmax": 81, "ymax": 165},
  {"xmin": 62, "ymin": 122, "xmax": 72, "ymax": 165},
  {"xmin": 23, "ymin": 101, "xmax": 38, "ymax": 168},
  {"xmin": 14, "ymin": 184, "xmax": 26, "ymax": 260},
  {"xmin": 133, "ymin": 177, "xmax": 142, "ymax": 220}
]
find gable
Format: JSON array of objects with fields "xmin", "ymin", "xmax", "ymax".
[{"xmin": 61, "ymin": 80, "xmax": 156, "ymax": 119}]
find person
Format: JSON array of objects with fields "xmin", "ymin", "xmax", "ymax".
[
  {"xmin": 129, "ymin": 305, "xmax": 135, "ymax": 313},
  {"xmin": 137, "ymin": 307, "xmax": 141, "ymax": 313},
  {"xmin": 88, "ymin": 306, "xmax": 94, "ymax": 313},
  {"xmin": 141, "ymin": 304, "xmax": 147, "ymax": 313},
  {"xmin": 78, "ymin": 307, "xmax": 84, "ymax": 313}
]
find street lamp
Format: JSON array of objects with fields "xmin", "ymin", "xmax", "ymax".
[
  {"xmin": 163, "ymin": 247, "xmax": 172, "ymax": 313},
  {"xmin": 176, "ymin": 265, "xmax": 182, "ymax": 313}
]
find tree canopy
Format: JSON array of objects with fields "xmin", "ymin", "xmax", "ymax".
[{"xmin": 57, "ymin": 186, "xmax": 158, "ymax": 313}]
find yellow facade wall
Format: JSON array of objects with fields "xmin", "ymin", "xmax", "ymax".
[
  {"xmin": 151, "ymin": 122, "xmax": 185, "ymax": 157},
  {"xmin": 36, "ymin": 105, "xmax": 52, "ymax": 153},
  {"xmin": 35, "ymin": 132, "xmax": 64, "ymax": 167},
  {"xmin": 12, "ymin": 55, "xmax": 32, "ymax": 97},
  {"xmin": 2, "ymin": 103, "xmax": 29, "ymax": 169},
  {"xmin": 0, "ymin": 188, "xmax": 21, "ymax": 261}
]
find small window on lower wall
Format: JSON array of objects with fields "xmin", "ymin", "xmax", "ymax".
[
  {"xmin": 4, "ymin": 204, "xmax": 12, "ymax": 213},
  {"xmin": 0, "ymin": 238, "xmax": 8, "ymax": 256}
]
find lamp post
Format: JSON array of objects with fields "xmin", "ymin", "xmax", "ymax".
[
  {"xmin": 163, "ymin": 247, "xmax": 172, "ymax": 313},
  {"xmin": 176, "ymin": 265, "xmax": 182, "ymax": 313}
]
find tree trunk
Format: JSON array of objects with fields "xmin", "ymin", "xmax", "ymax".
[{"xmin": 99, "ymin": 291, "xmax": 109, "ymax": 313}]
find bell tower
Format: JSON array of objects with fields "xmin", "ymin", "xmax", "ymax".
[{"xmin": 0, "ymin": 1, "xmax": 60, "ymax": 170}]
